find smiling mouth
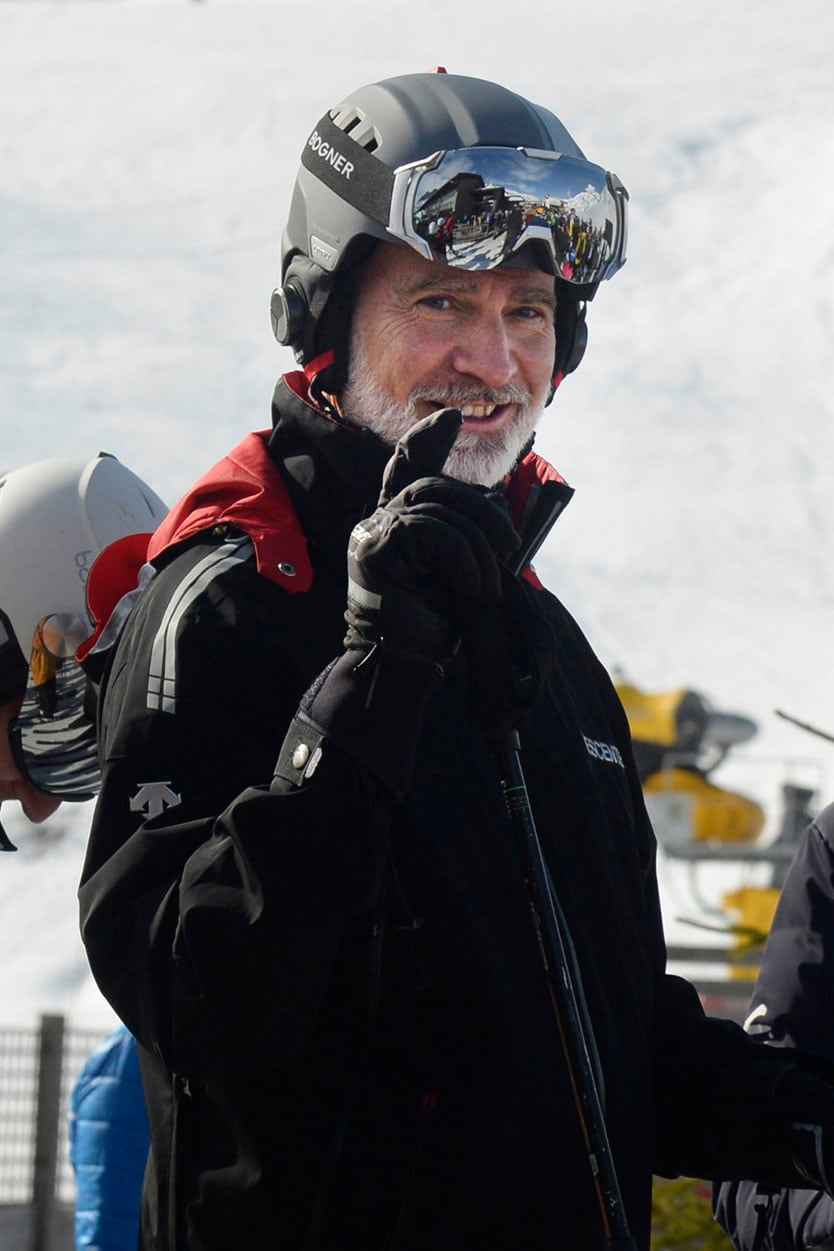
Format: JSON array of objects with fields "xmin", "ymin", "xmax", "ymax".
[
  {"xmin": 458, "ymin": 402, "xmax": 498, "ymax": 420},
  {"xmin": 424, "ymin": 400, "xmax": 504, "ymax": 422}
]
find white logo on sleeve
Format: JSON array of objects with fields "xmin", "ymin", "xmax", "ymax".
[
  {"xmin": 743, "ymin": 1002, "xmax": 772, "ymax": 1037},
  {"xmin": 130, "ymin": 781, "xmax": 182, "ymax": 820},
  {"xmin": 582, "ymin": 735, "xmax": 625, "ymax": 768}
]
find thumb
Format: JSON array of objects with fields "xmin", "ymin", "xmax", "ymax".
[{"xmin": 378, "ymin": 408, "xmax": 463, "ymax": 505}]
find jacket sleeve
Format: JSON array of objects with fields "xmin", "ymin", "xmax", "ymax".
[
  {"xmin": 741, "ymin": 807, "xmax": 834, "ymax": 1055},
  {"xmin": 79, "ymin": 537, "xmax": 400, "ymax": 1082},
  {"xmin": 546, "ymin": 613, "xmax": 834, "ymax": 1194},
  {"xmin": 712, "ymin": 806, "xmax": 834, "ymax": 1248}
]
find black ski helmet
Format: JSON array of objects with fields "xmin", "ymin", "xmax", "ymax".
[{"xmin": 271, "ymin": 71, "xmax": 628, "ymax": 394}]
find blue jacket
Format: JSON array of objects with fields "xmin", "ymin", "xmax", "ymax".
[
  {"xmin": 714, "ymin": 802, "xmax": 834, "ymax": 1250},
  {"xmin": 68, "ymin": 1024, "xmax": 149, "ymax": 1250}
]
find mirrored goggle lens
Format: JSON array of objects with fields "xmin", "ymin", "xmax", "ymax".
[
  {"xmin": 391, "ymin": 146, "xmax": 628, "ymax": 287},
  {"xmin": 11, "ymin": 614, "xmax": 98, "ymax": 801}
]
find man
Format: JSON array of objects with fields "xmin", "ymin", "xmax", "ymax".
[
  {"xmin": 77, "ymin": 71, "xmax": 834, "ymax": 1250},
  {"xmin": 714, "ymin": 802, "xmax": 834, "ymax": 1250}
]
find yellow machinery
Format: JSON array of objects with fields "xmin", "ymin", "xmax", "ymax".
[{"xmin": 615, "ymin": 679, "xmax": 816, "ymax": 987}]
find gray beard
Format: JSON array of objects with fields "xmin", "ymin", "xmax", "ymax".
[{"xmin": 341, "ymin": 333, "xmax": 544, "ymax": 488}]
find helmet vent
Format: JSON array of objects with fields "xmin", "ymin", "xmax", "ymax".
[{"xmin": 329, "ymin": 106, "xmax": 380, "ymax": 153}]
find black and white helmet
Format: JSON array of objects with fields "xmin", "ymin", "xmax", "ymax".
[
  {"xmin": 271, "ymin": 70, "xmax": 628, "ymax": 391},
  {"xmin": 0, "ymin": 454, "xmax": 167, "ymax": 808}
]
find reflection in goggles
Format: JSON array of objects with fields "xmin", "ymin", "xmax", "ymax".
[
  {"xmin": 11, "ymin": 613, "xmax": 98, "ymax": 801},
  {"xmin": 390, "ymin": 146, "xmax": 628, "ymax": 288}
]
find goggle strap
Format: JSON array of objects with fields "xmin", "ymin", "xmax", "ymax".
[{"xmin": 301, "ymin": 113, "xmax": 394, "ymax": 229}]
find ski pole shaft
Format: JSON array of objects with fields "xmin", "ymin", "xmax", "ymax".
[
  {"xmin": 499, "ymin": 731, "xmax": 636, "ymax": 1251},
  {"xmin": 774, "ymin": 708, "xmax": 834, "ymax": 744}
]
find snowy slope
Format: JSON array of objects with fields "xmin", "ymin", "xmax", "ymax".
[{"xmin": 1, "ymin": 0, "xmax": 833, "ymax": 1027}]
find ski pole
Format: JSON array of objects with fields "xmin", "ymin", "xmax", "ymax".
[
  {"xmin": 498, "ymin": 730, "xmax": 637, "ymax": 1251},
  {"xmin": 775, "ymin": 708, "xmax": 834, "ymax": 745}
]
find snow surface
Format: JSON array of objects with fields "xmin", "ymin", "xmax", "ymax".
[{"xmin": 1, "ymin": 0, "xmax": 833, "ymax": 1028}]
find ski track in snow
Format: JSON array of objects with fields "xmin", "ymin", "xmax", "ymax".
[{"xmin": 1, "ymin": 0, "xmax": 833, "ymax": 1025}]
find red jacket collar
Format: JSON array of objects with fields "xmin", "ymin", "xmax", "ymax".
[
  {"xmin": 146, "ymin": 375, "xmax": 572, "ymax": 597},
  {"xmin": 147, "ymin": 430, "xmax": 313, "ymax": 593},
  {"xmin": 80, "ymin": 379, "xmax": 570, "ymax": 665}
]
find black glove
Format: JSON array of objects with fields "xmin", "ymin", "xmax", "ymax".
[
  {"xmin": 344, "ymin": 407, "xmax": 520, "ymax": 674},
  {"xmin": 716, "ymin": 1053, "xmax": 834, "ymax": 1194},
  {"xmin": 459, "ymin": 564, "xmax": 556, "ymax": 736},
  {"xmin": 274, "ymin": 409, "xmax": 520, "ymax": 799},
  {"xmin": 779, "ymin": 1065, "xmax": 834, "ymax": 1192}
]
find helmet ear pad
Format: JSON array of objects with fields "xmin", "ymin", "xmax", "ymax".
[
  {"xmin": 270, "ymin": 280, "xmax": 308, "ymax": 352},
  {"xmin": 270, "ymin": 255, "xmax": 334, "ymax": 362},
  {"xmin": 271, "ymin": 239, "xmax": 379, "ymax": 390}
]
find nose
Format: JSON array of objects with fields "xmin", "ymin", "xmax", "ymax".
[{"xmin": 448, "ymin": 312, "xmax": 516, "ymax": 390}]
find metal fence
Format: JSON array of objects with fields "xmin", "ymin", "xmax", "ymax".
[{"xmin": 0, "ymin": 1016, "xmax": 109, "ymax": 1249}]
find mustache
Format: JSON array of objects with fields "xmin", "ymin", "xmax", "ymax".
[{"xmin": 410, "ymin": 383, "xmax": 532, "ymax": 408}]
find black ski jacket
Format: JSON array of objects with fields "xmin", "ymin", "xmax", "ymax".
[
  {"xmin": 714, "ymin": 803, "xmax": 834, "ymax": 1251},
  {"xmin": 80, "ymin": 374, "xmax": 802, "ymax": 1251}
]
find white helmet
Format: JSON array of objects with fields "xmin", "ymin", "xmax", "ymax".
[{"xmin": 0, "ymin": 454, "xmax": 168, "ymax": 810}]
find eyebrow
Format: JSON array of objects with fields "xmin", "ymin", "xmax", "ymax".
[
  {"xmin": 402, "ymin": 272, "xmax": 557, "ymax": 308},
  {"xmin": 513, "ymin": 283, "xmax": 558, "ymax": 309}
]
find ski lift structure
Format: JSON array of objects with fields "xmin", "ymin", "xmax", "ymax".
[{"xmin": 615, "ymin": 680, "xmax": 825, "ymax": 1021}]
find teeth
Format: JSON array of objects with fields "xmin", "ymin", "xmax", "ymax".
[{"xmin": 458, "ymin": 403, "xmax": 497, "ymax": 419}]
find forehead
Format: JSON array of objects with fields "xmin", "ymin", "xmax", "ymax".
[{"xmin": 359, "ymin": 242, "xmax": 556, "ymax": 303}]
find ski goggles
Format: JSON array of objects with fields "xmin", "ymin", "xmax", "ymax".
[
  {"xmin": 303, "ymin": 113, "xmax": 628, "ymax": 289},
  {"xmin": 10, "ymin": 613, "xmax": 99, "ymax": 801}
]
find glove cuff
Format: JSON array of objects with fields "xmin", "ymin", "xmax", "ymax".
[{"xmin": 281, "ymin": 647, "xmax": 445, "ymax": 800}]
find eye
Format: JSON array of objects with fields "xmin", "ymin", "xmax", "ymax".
[
  {"xmin": 511, "ymin": 303, "xmax": 553, "ymax": 324},
  {"xmin": 418, "ymin": 293, "xmax": 453, "ymax": 311}
]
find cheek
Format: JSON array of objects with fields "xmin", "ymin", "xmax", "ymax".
[
  {"xmin": 525, "ymin": 334, "xmax": 558, "ymax": 399},
  {"xmin": 537, "ymin": 327, "xmax": 557, "ymax": 390},
  {"xmin": 376, "ymin": 330, "xmax": 449, "ymax": 401}
]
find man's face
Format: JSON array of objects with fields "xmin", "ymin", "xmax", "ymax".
[
  {"xmin": 342, "ymin": 243, "xmax": 557, "ymax": 487},
  {"xmin": 0, "ymin": 694, "xmax": 61, "ymax": 823}
]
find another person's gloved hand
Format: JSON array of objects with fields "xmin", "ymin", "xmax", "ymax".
[
  {"xmin": 779, "ymin": 1065, "xmax": 834, "ymax": 1193},
  {"xmin": 716, "ymin": 1053, "xmax": 834, "ymax": 1195}
]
